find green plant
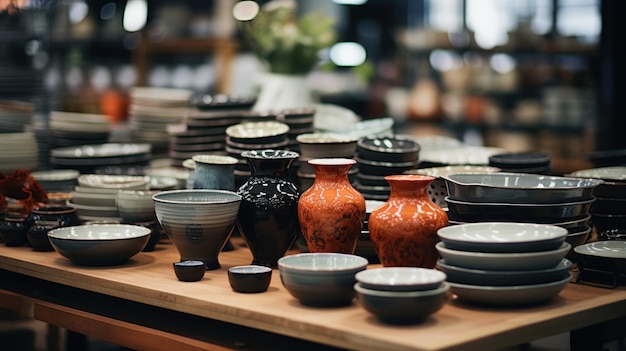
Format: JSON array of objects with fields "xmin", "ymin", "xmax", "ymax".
[{"xmin": 239, "ymin": 0, "xmax": 337, "ymax": 75}]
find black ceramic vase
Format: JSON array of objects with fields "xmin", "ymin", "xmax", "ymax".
[{"xmin": 237, "ymin": 150, "xmax": 301, "ymax": 268}]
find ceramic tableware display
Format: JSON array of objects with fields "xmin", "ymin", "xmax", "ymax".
[
  {"xmin": 0, "ymin": 215, "xmax": 29, "ymax": 247},
  {"xmin": 368, "ymin": 175, "xmax": 448, "ymax": 268},
  {"xmin": 115, "ymin": 190, "xmax": 160, "ymax": 223},
  {"xmin": 50, "ymin": 143, "xmax": 152, "ymax": 175},
  {"xmin": 191, "ymin": 154, "xmax": 239, "ymax": 191},
  {"xmin": 488, "ymin": 151, "xmax": 552, "ymax": 175},
  {"xmin": 298, "ymin": 158, "xmax": 365, "ymax": 254},
  {"xmin": 0, "ymin": 132, "xmax": 39, "ymax": 172},
  {"xmin": 236, "ymin": 150, "xmax": 300, "ymax": 268},
  {"xmin": 228, "ymin": 265, "xmax": 273, "ymax": 293},
  {"xmin": 173, "ymin": 260, "xmax": 206, "ymax": 282},
  {"xmin": 153, "ymin": 189, "xmax": 242, "ymax": 270}
]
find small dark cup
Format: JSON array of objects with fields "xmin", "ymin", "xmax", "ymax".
[
  {"xmin": 0, "ymin": 215, "xmax": 29, "ymax": 247},
  {"xmin": 173, "ymin": 260, "xmax": 206, "ymax": 282},
  {"xmin": 228, "ymin": 265, "xmax": 272, "ymax": 293},
  {"xmin": 26, "ymin": 220, "xmax": 57, "ymax": 251}
]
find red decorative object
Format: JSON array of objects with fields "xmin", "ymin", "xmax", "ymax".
[
  {"xmin": 0, "ymin": 169, "xmax": 48, "ymax": 215},
  {"xmin": 368, "ymin": 175, "xmax": 449, "ymax": 268},
  {"xmin": 298, "ymin": 158, "xmax": 365, "ymax": 254}
]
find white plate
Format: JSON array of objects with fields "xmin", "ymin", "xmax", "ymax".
[
  {"xmin": 68, "ymin": 200, "xmax": 119, "ymax": 218},
  {"xmin": 420, "ymin": 146, "xmax": 507, "ymax": 165},
  {"xmin": 355, "ymin": 267, "xmax": 446, "ymax": 292},
  {"xmin": 71, "ymin": 191, "xmax": 118, "ymax": 207},
  {"xmin": 437, "ymin": 222, "xmax": 568, "ymax": 253},
  {"xmin": 332, "ymin": 117, "xmax": 394, "ymax": 138},
  {"xmin": 226, "ymin": 121, "xmax": 289, "ymax": 139},
  {"xmin": 31, "ymin": 169, "xmax": 80, "ymax": 182},
  {"xmin": 77, "ymin": 175, "xmax": 150, "ymax": 190},
  {"xmin": 435, "ymin": 241, "xmax": 571, "ymax": 271},
  {"xmin": 448, "ymin": 273, "xmax": 572, "ymax": 306},
  {"xmin": 573, "ymin": 240, "xmax": 626, "ymax": 259}
]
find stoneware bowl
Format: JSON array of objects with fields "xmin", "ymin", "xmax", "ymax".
[
  {"xmin": 152, "ymin": 189, "xmax": 242, "ymax": 270},
  {"xmin": 354, "ymin": 282, "xmax": 449, "ymax": 324},
  {"xmin": 173, "ymin": 260, "xmax": 206, "ymax": 282},
  {"xmin": 228, "ymin": 265, "xmax": 273, "ymax": 293},
  {"xmin": 296, "ymin": 133, "xmax": 359, "ymax": 159},
  {"xmin": 277, "ymin": 253, "xmax": 368, "ymax": 307},
  {"xmin": 355, "ymin": 267, "xmax": 446, "ymax": 292},
  {"xmin": 47, "ymin": 224, "xmax": 151, "ymax": 266}
]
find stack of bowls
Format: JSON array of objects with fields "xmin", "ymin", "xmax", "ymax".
[
  {"xmin": 295, "ymin": 133, "xmax": 359, "ymax": 191},
  {"xmin": 354, "ymin": 267, "xmax": 449, "ymax": 324},
  {"xmin": 0, "ymin": 132, "xmax": 39, "ymax": 172},
  {"xmin": 0, "ymin": 99, "xmax": 34, "ymax": 132},
  {"xmin": 436, "ymin": 222, "xmax": 573, "ymax": 306},
  {"xmin": 566, "ymin": 166, "xmax": 626, "ymax": 236},
  {"xmin": 403, "ymin": 165, "xmax": 500, "ymax": 209},
  {"xmin": 488, "ymin": 151, "xmax": 552, "ymax": 175},
  {"xmin": 225, "ymin": 121, "xmax": 290, "ymax": 185},
  {"xmin": 70, "ymin": 174, "xmax": 150, "ymax": 222},
  {"xmin": 277, "ymin": 107, "xmax": 316, "ymax": 152},
  {"xmin": 31, "ymin": 169, "xmax": 80, "ymax": 192},
  {"xmin": 441, "ymin": 172, "xmax": 603, "ymax": 252},
  {"xmin": 48, "ymin": 111, "xmax": 111, "ymax": 149},
  {"xmin": 355, "ymin": 135, "xmax": 420, "ymax": 200},
  {"xmin": 128, "ymin": 87, "xmax": 193, "ymax": 156},
  {"xmin": 354, "ymin": 200, "xmax": 385, "ymax": 263}
]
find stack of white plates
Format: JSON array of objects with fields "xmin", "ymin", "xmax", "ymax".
[
  {"xmin": 31, "ymin": 169, "xmax": 80, "ymax": 192},
  {"xmin": 128, "ymin": 87, "xmax": 193, "ymax": 155},
  {"xmin": 50, "ymin": 143, "xmax": 152, "ymax": 174},
  {"xmin": 0, "ymin": 132, "xmax": 39, "ymax": 172},
  {"xmin": 435, "ymin": 222, "xmax": 573, "ymax": 306},
  {"xmin": 69, "ymin": 174, "xmax": 150, "ymax": 222},
  {"xmin": 48, "ymin": 111, "xmax": 111, "ymax": 148},
  {"xmin": 0, "ymin": 99, "xmax": 34, "ymax": 133}
]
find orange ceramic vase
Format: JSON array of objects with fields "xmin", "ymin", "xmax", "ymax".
[
  {"xmin": 298, "ymin": 158, "xmax": 365, "ymax": 253},
  {"xmin": 368, "ymin": 175, "xmax": 449, "ymax": 268}
]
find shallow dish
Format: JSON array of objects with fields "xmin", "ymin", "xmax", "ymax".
[
  {"xmin": 278, "ymin": 253, "xmax": 368, "ymax": 306},
  {"xmin": 419, "ymin": 146, "xmax": 505, "ymax": 166},
  {"xmin": 437, "ymin": 258, "xmax": 572, "ymax": 286},
  {"xmin": 355, "ymin": 267, "xmax": 446, "ymax": 292},
  {"xmin": 355, "ymin": 282, "xmax": 449, "ymax": 324},
  {"xmin": 51, "ymin": 143, "xmax": 151, "ymax": 159},
  {"xmin": 296, "ymin": 133, "xmax": 359, "ymax": 159},
  {"xmin": 442, "ymin": 172, "xmax": 603, "ymax": 204},
  {"xmin": 436, "ymin": 222, "xmax": 568, "ymax": 253},
  {"xmin": 77, "ymin": 174, "xmax": 150, "ymax": 190},
  {"xmin": 574, "ymin": 240, "xmax": 626, "ymax": 259},
  {"xmin": 447, "ymin": 273, "xmax": 572, "ymax": 306},
  {"xmin": 225, "ymin": 121, "xmax": 289, "ymax": 144},
  {"xmin": 445, "ymin": 197, "xmax": 595, "ymax": 223},
  {"xmin": 47, "ymin": 224, "xmax": 151, "ymax": 266},
  {"xmin": 435, "ymin": 242, "xmax": 571, "ymax": 271}
]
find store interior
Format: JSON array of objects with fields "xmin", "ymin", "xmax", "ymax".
[{"xmin": 1, "ymin": 0, "xmax": 625, "ymax": 350}]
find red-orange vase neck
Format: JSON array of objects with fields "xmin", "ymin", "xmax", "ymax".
[
  {"xmin": 385, "ymin": 175, "xmax": 435, "ymax": 197},
  {"xmin": 310, "ymin": 158, "xmax": 356, "ymax": 182}
]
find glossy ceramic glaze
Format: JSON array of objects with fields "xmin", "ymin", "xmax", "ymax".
[
  {"xmin": 298, "ymin": 158, "xmax": 365, "ymax": 254},
  {"xmin": 153, "ymin": 189, "xmax": 242, "ymax": 270},
  {"xmin": 28, "ymin": 205, "xmax": 82, "ymax": 228},
  {"xmin": 0, "ymin": 215, "xmax": 28, "ymax": 247},
  {"xmin": 26, "ymin": 220, "xmax": 57, "ymax": 251},
  {"xmin": 356, "ymin": 135, "xmax": 421, "ymax": 162},
  {"xmin": 368, "ymin": 175, "xmax": 448, "ymax": 268},
  {"xmin": 237, "ymin": 150, "xmax": 300, "ymax": 268},
  {"xmin": 173, "ymin": 260, "xmax": 206, "ymax": 282}
]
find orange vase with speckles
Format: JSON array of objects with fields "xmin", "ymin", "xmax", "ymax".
[
  {"xmin": 368, "ymin": 175, "xmax": 448, "ymax": 268},
  {"xmin": 298, "ymin": 158, "xmax": 365, "ymax": 254}
]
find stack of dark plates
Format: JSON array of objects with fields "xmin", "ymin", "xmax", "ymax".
[
  {"xmin": 488, "ymin": 151, "xmax": 552, "ymax": 175},
  {"xmin": 0, "ymin": 99, "xmax": 34, "ymax": 133},
  {"xmin": 355, "ymin": 135, "xmax": 420, "ymax": 201},
  {"xmin": 277, "ymin": 107, "xmax": 316, "ymax": 152},
  {"xmin": 48, "ymin": 111, "xmax": 111, "ymax": 149},
  {"xmin": 567, "ymin": 166, "xmax": 626, "ymax": 237},
  {"xmin": 441, "ymin": 172, "xmax": 604, "ymax": 257},
  {"xmin": 225, "ymin": 121, "xmax": 290, "ymax": 186},
  {"xmin": 354, "ymin": 200, "xmax": 385, "ymax": 263},
  {"xmin": 50, "ymin": 143, "xmax": 152, "ymax": 175}
]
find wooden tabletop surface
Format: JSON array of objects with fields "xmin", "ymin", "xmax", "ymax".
[{"xmin": 0, "ymin": 237, "xmax": 625, "ymax": 351}]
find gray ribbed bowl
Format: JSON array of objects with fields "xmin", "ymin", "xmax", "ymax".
[{"xmin": 153, "ymin": 189, "xmax": 242, "ymax": 270}]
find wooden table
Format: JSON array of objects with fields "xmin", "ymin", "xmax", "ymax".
[{"xmin": 0, "ymin": 238, "xmax": 625, "ymax": 351}]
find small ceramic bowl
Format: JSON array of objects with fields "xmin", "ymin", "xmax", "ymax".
[
  {"xmin": 173, "ymin": 260, "xmax": 206, "ymax": 282},
  {"xmin": 357, "ymin": 135, "xmax": 421, "ymax": 163},
  {"xmin": 355, "ymin": 267, "xmax": 446, "ymax": 292},
  {"xmin": 228, "ymin": 265, "xmax": 272, "ymax": 293},
  {"xmin": 277, "ymin": 252, "xmax": 368, "ymax": 306},
  {"xmin": 354, "ymin": 282, "xmax": 449, "ymax": 324}
]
